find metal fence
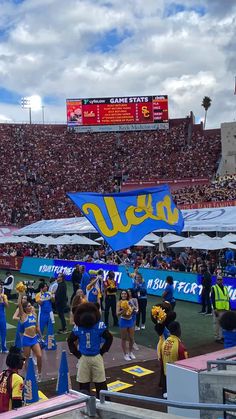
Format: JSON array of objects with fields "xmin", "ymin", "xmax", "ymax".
[{"xmin": 100, "ymin": 390, "xmax": 236, "ymax": 414}]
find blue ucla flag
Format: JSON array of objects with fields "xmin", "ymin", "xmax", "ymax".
[{"xmin": 68, "ymin": 185, "xmax": 184, "ymax": 251}]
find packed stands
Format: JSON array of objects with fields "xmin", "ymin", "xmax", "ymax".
[
  {"xmin": 173, "ymin": 174, "xmax": 236, "ymax": 206},
  {"xmin": 0, "ymin": 120, "xmax": 223, "ymax": 226}
]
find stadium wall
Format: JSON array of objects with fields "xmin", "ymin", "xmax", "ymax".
[
  {"xmin": 121, "ymin": 178, "xmax": 210, "ymax": 192},
  {"xmin": 220, "ymin": 122, "xmax": 236, "ymax": 176}
]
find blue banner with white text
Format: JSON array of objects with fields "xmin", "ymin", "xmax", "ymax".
[{"xmin": 20, "ymin": 257, "xmax": 236, "ymax": 309}]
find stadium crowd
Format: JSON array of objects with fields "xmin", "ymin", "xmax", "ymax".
[
  {"xmin": 173, "ymin": 174, "xmax": 236, "ymax": 205},
  {"xmin": 0, "ymin": 121, "xmax": 224, "ymax": 226},
  {"xmin": 0, "ymin": 239, "xmax": 234, "ymax": 277}
]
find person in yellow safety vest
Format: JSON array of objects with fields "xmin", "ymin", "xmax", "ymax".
[{"xmin": 211, "ymin": 275, "xmax": 230, "ymax": 343}]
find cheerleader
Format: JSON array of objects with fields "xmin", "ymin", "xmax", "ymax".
[
  {"xmin": 86, "ymin": 275, "xmax": 101, "ymax": 306},
  {"xmin": 127, "ymin": 289, "xmax": 139, "ymax": 350},
  {"xmin": 70, "ymin": 289, "xmax": 87, "ymax": 325},
  {"xmin": 116, "ymin": 290, "xmax": 135, "ymax": 361},
  {"xmin": 13, "ymin": 295, "xmax": 28, "ymax": 349},
  {"xmin": 35, "ymin": 283, "xmax": 55, "ymax": 336},
  {"xmin": 18, "ymin": 293, "xmax": 42, "ymax": 381},
  {"xmin": 0, "ymin": 284, "xmax": 8, "ymax": 353}
]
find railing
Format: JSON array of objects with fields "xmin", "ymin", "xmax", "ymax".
[
  {"xmin": 207, "ymin": 354, "xmax": 236, "ymax": 371},
  {"xmin": 15, "ymin": 391, "xmax": 96, "ymax": 418},
  {"xmin": 99, "ymin": 391, "xmax": 236, "ymax": 414}
]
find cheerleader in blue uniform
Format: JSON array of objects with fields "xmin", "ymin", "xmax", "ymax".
[
  {"xmin": 116, "ymin": 290, "xmax": 135, "ymax": 361},
  {"xmin": 0, "ymin": 284, "xmax": 8, "ymax": 353},
  {"xmin": 35, "ymin": 283, "xmax": 55, "ymax": 337},
  {"xmin": 18, "ymin": 293, "xmax": 42, "ymax": 381},
  {"xmin": 13, "ymin": 295, "xmax": 28, "ymax": 349}
]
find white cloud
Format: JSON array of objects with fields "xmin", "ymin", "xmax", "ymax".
[{"xmin": 0, "ymin": 0, "xmax": 235, "ymax": 128}]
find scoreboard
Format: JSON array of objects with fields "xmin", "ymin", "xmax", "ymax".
[{"xmin": 66, "ymin": 95, "xmax": 168, "ymax": 129}]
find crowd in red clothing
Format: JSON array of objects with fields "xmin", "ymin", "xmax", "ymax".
[
  {"xmin": 0, "ymin": 120, "xmax": 226, "ymax": 227},
  {"xmin": 173, "ymin": 174, "xmax": 236, "ymax": 206}
]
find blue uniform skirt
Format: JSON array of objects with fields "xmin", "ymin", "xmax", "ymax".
[
  {"xmin": 119, "ymin": 317, "xmax": 134, "ymax": 329},
  {"xmin": 22, "ymin": 335, "xmax": 38, "ymax": 347}
]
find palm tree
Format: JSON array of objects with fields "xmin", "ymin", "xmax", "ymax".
[{"xmin": 201, "ymin": 96, "xmax": 212, "ymax": 129}]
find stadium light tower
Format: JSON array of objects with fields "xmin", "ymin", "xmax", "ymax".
[{"xmin": 21, "ymin": 95, "xmax": 42, "ymax": 124}]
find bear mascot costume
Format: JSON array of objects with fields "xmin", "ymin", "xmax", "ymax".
[{"xmin": 67, "ymin": 302, "xmax": 113, "ymax": 398}]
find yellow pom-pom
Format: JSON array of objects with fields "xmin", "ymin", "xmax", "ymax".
[
  {"xmin": 151, "ymin": 306, "xmax": 167, "ymax": 324},
  {"xmin": 121, "ymin": 300, "xmax": 132, "ymax": 316},
  {"xmin": 16, "ymin": 282, "xmax": 27, "ymax": 293},
  {"xmin": 89, "ymin": 270, "xmax": 98, "ymax": 275}
]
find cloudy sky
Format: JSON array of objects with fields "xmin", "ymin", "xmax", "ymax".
[{"xmin": 0, "ymin": 0, "xmax": 235, "ymax": 127}]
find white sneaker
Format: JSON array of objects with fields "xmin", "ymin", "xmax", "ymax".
[
  {"xmin": 32, "ymin": 356, "xmax": 37, "ymax": 366},
  {"xmin": 129, "ymin": 352, "xmax": 136, "ymax": 360},
  {"xmin": 133, "ymin": 342, "xmax": 139, "ymax": 351},
  {"xmin": 124, "ymin": 354, "xmax": 131, "ymax": 361},
  {"xmin": 135, "ymin": 326, "xmax": 140, "ymax": 331},
  {"xmin": 141, "ymin": 324, "xmax": 145, "ymax": 330},
  {"xmin": 37, "ymin": 373, "xmax": 42, "ymax": 383}
]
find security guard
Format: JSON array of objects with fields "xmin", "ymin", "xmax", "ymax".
[{"xmin": 211, "ymin": 275, "xmax": 230, "ymax": 342}]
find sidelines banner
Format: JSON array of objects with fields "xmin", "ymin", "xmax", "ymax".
[
  {"xmin": 21, "ymin": 257, "xmax": 236, "ymax": 309},
  {"xmin": 0, "ymin": 256, "xmax": 23, "ymax": 271}
]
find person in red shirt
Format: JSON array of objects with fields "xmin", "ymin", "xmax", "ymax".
[{"xmin": 160, "ymin": 321, "xmax": 188, "ymax": 398}]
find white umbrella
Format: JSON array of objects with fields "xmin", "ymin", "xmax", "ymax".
[
  {"xmin": 0, "ymin": 235, "xmax": 33, "ymax": 244},
  {"xmin": 168, "ymin": 237, "xmax": 202, "ymax": 248},
  {"xmin": 31, "ymin": 235, "xmax": 59, "ymax": 245},
  {"xmin": 133, "ymin": 239, "xmax": 155, "ymax": 247},
  {"xmin": 142, "ymin": 233, "xmax": 158, "ymax": 241},
  {"xmin": 95, "ymin": 236, "xmax": 105, "ymax": 242},
  {"xmin": 153, "ymin": 234, "xmax": 185, "ymax": 244},
  {"xmin": 222, "ymin": 233, "xmax": 236, "ymax": 242},
  {"xmin": 193, "ymin": 233, "xmax": 211, "ymax": 240},
  {"xmin": 191, "ymin": 238, "xmax": 236, "ymax": 250},
  {"xmin": 53, "ymin": 234, "xmax": 100, "ymax": 246},
  {"xmin": 162, "ymin": 233, "xmax": 185, "ymax": 243},
  {"xmin": 169, "ymin": 236, "xmax": 236, "ymax": 251}
]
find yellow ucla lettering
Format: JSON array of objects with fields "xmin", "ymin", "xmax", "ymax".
[{"xmin": 82, "ymin": 193, "xmax": 179, "ymax": 238}]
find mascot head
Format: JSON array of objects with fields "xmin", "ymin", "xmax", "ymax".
[
  {"xmin": 73, "ymin": 302, "xmax": 100, "ymax": 328},
  {"xmin": 220, "ymin": 311, "xmax": 236, "ymax": 331}
]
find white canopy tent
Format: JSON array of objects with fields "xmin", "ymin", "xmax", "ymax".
[
  {"xmin": 133, "ymin": 239, "xmax": 155, "ymax": 247},
  {"xmin": 13, "ymin": 206, "xmax": 236, "ymax": 245}
]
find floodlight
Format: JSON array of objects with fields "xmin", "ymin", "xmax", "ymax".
[
  {"xmin": 21, "ymin": 95, "xmax": 43, "ymax": 124},
  {"xmin": 28, "ymin": 95, "xmax": 42, "ymax": 111}
]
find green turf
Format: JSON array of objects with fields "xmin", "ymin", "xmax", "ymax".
[{"xmin": 1, "ymin": 270, "xmax": 214, "ymax": 352}]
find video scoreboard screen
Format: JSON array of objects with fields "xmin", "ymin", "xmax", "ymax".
[{"xmin": 66, "ymin": 95, "xmax": 168, "ymax": 127}]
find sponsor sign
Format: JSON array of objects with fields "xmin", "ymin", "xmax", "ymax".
[{"xmin": 0, "ymin": 256, "xmax": 23, "ymax": 271}]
